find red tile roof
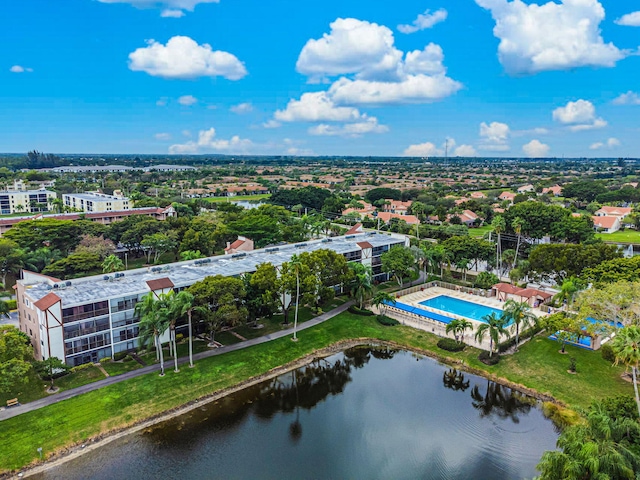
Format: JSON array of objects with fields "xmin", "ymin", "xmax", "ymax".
[
  {"xmin": 357, "ymin": 241, "xmax": 373, "ymax": 249},
  {"xmin": 493, "ymin": 283, "xmax": 521, "ymax": 295}
]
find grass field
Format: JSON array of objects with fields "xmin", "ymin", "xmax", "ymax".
[
  {"xmin": 200, "ymin": 194, "xmax": 271, "ymax": 203},
  {"xmin": 0, "ymin": 312, "xmax": 631, "ymax": 473},
  {"xmin": 596, "ymin": 230, "xmax": 640, "ymax": 244},
  {"xmin": 469, "ymin": 225, "xmax": 494, "ymax": 238}
]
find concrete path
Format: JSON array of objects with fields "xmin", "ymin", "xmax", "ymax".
[{"xmin": 0, "ymin": 301, "xmax": 354, "ymax": 421}]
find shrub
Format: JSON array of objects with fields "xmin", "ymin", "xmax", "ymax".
[
  {"xmin": 474, "ymin": 272, "xmax": 499, "ymax": 290},
  {"xmin": 99, "ymin": 357, "xmax": 112, "ymax": 363},
  {"xmin": 123, "ymin": 355, "xmax": 134, "ymax": 362},
  {"xmin": 113, "ymin": 352, "xmax": 128, "ymax": 361},
  {"xmin": 70, "ymin": 363, "xmax": 92, "ymax": 373},
  {"xmin": 376, "ymin": 315, "xmax": 399, "ymax": 326},
  {"xmin": 478, "ymin": 350, "xmax": 500, "ymax": 365},
  {"xmin": 175, "ymin": 333, "xmax": 184, "ymax": 343},
  {"xmin": 437, "ymin": 338, "xmax": 466, "ymax": 352},
  {"xmin": 542, "ymin": 402, "xmax": 581, "ymax": 429},
  {"xmin": 348, "ymin": 305, "xmax": 375, "ymax": 316},
  {"xmin": 4, "ymin": 299, "xmax": 17, "ymax": 310},
  {"xmin": 600, "ymin": 343, "xmax": 616, "ymax": 363}
]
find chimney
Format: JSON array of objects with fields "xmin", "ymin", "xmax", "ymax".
[{"xmin": 226, "ymin": 241, "xmax": 231, "ymax": 249}]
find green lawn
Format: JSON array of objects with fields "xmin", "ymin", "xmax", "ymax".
[
  {"xmin": 201, "ymin": 194, "xmax": 271, "ymax": 203},
  {"xmin": 101, "ymin": 360, "xmax": 143, "ymax": 377},
  {"xmin": 0, "ymin": 312, "xmax": 631, "ymax": 473},
  {"xmin": 54, "ymin": 366, "xmax": 105, "ymax": 391},
  {"xmin": 595, "ymin": 230, "xmax": 640, "ymax": 244},
  {"xmin": 469, "ymin": 225, "xmax": 494, "ymax": 238}
]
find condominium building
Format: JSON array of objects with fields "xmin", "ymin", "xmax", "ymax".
[
  {"xmin": 62, "ymin": 192, "xmax": 130, "ymax": 213},
  {"xmin": 0, "ymin": 189, "xmax": 57, "ymax": 215},
  {"xmin": 16, "ymin": 231, "xmax": 409, "ymax": 366}
]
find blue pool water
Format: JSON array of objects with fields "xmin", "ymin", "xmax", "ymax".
[{"xmin": 420, "ymin": 295, "xmax": 503, "ymax": 322}]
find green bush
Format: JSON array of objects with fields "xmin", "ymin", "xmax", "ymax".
[
  {"xmin": 123, "ymin": 355, "xmax": 134, "ymax": 362},
  {"xmin": 478, "ymin": 350, "xmax": 501, "ymax": 365},
  {"xmin": 376, "ymin": 315, "xmax": 399, "ymax": 326},
  {"xmin": 600, "ymin": 343, "xmax": 616, "ymax": 363},
  {"xmin": 474, "ymin": 272, "xmax": 500, "ymax": 290},
  {"xmin": 348, "ymin": 305, "xmax": 375, "ymax": 316},
  {"xmin": 175, "ymin": 333, "xmax": 184, "ymax": 343},
  {"xmin": 113, "ymin": 352, "xmax": 128, "ymax": 361},
  {"xmin": 70, "ymin": 363, "xmax": 92, "ymax": 373},
  {"xmin": 4, "ymin": 299, "xmax": 17, "ymax": 310},
  {"xmin": 99, "ymin": 357, "xmax": 112, "ymax": 363},
  {"xmin": 437, "ymin": 338, "xmax": 466, "ymax": 352}
]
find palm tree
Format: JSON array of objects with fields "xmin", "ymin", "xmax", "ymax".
[
  {"xmin": 102, "ymin": 254, "xmax": 124, "ymax": 273},
  {"xmin": 612, "ymin": 326, "xmax": 640, "ymax": 418},
  {"xmin": 170, "ymin": 291, "xmax": 198, "ymax": 368},
  {"xmin": 348, "ymin": 263, "xmax": 373, "ymax": 309},
  {"xmin": 135, "ymin": 293, "xmax": 170, "ymax": 376},
  {"xmin": 491, "ymin": 215, "xmax": 506, "ymax": 275},
  {"xmin": 554, "ymin": 277, "xmax": 582, "ymax": 309},
  {"xmin": 475, "ymin": 313, "xmax": 510, "ymax": 357},
  {"xmin": 371, "ymin": 290, "xmax": 396, "ymax": 316},
  {"xmin": 502, "ymin": 300, "xmax": 537, "ymax": 351},
  {"xmin": 410, "ymin": 246, "xmax": 426, "ymax": 282},
  {"xmin": 290, "ymin": 254, "xmax": 302, "ymax": 342},
  {"xmin": 445, "ymin": 319, "xmax": 473, "ymax": 344},
  {"xmin": 454, "ymin": 258, "xmax": 470, "ymax": 282},
  {"xmin": 511, "ymin": 216, "xmax": 524, "ymax": 268}
]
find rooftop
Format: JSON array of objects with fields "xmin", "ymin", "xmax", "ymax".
[
  {"xmin": 64, "ymin": 192, "xmax": 127, "ymax": 202},
  {"xmin": 23, "ymin": 231, "xmax": 406, "ymax": 307}
]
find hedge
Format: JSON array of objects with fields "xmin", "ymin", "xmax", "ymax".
[
  {"xmin": 348, "ymin": 305, "xmax": 375, "ymax": 316},
  {"xmin": 113, "ymin": 352, "xmax": 128, "ymax": 361},
  {"xmin": 376, "ymin": 315, "xmax": 399, "ymax": 326},
  {"xmin": 437, "ymin": 338, "xmax": 466, "ymax": 352},
  {"xmin": 4, "ymin": 299, "xmax": 17, "ymax": 310}
]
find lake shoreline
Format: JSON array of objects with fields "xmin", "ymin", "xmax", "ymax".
[{"xmin": 9, "ymin": 337, "xmax": 563, "ymax": 479}]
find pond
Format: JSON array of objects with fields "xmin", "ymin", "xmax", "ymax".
[{"xmin": 33, "ymin": 347, "xmax": 558, "ymax": 480}]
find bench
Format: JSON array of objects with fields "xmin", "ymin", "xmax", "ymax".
[{"xmin": 6, "ymin": 398, "xmax": 19, "ymax": 407}]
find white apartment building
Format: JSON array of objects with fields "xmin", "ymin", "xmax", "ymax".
[
  {"xmin": 0, "ymin": 189, "xmax": 57, "ymax": 215},
  {"xmin": 63, "ymin": 192, "xmax": 130, "ymax": 213}
]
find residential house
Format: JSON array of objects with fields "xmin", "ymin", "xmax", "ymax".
[
  {"xmin": 594, "ymin": 206, "xmax": 633, "ymax": 217},
  {"xmin": 592, "ymin": 216, "xmax": 622, "ymax": 234},
  {"xmin": 382, "ymin": 199, "xmax": 412, "ymax": 215},
  {"xmin": 517, "ymin": 184, "xmax": 535, "ymax": 193},
  {"xmin": 542, "ymin": 185, "xmax": 563, "ymax": 196},
  {"xmin": 225, "ymin": 236, "xmax": 255, "ymax": 254},
  {"xmin": 499, "ymin": 191, "xmax": 517, "ymax": 203}
]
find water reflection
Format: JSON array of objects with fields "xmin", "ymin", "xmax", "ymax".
[{"xmin": 34, "ymin": 347, "xmax": 557, "ymax": 480}]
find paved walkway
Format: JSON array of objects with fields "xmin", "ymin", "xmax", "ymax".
[{"xmin": 0, "ymin": 301, "xmax": 354, "ymax": 422}]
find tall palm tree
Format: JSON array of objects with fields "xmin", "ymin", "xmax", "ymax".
[
  {"xmin": 371, "ymin": 290, "xmax": 396, "ymax": 316},
  {"xmin": 502, "ymin": 300, "xmax": 537, "ymax": 351},
  {"xmin": 410, "ymin": 246, "xmax": 426, "ymax": 282},
  {"xmin": 475, "ymin": 313, "xmax": 510, "ymax": 357},
  {"xmin": 445, "ymin": 319, "xmax": 474, "ymax": 344},
  {"xmin": 348, "ymin": 262, "xmax": 373, "ymax": 309},
  {"xmin": 511, "ymin": 216, "xmax": 524, "ymax": 268},
  {"xmin": 171, "ymin": 291, "xmax": 197, "ymax": 368},
  {"xmin": 491, "ymin": 215, "xmax": 506, "ymax": 275},
  {"xmin": 455, "ymin": 258, "xmax": 470, "ymax": 282},
  {"xmin": 135, "ymin": 293, "xmax": 170, "ymax": 376},
  {"xmin": 102, "ymin": 254, "xmax": 124, "ymax": 273},
  {"xmin": 612, "ymin": 325, "xmax": 640, "ymax": 418},
  {"xmin": 554, "ymin": 277, "xmax": 582, "ymax": 309}
]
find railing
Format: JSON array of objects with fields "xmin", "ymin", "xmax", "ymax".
[
  {"xmin": 391, "ymin": 281, "xmax": 492, "ymax": 298},
  {"xmin": 62, "ymin": 308, "xmax": 110, "ymax": 324}
]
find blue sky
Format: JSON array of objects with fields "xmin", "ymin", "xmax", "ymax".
[{"xmin": 1, "ymin": 0, "xmax": 639, "ymax": 157}]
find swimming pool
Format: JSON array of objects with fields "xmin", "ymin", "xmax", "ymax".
[{"xmin": 420, "ymin": 295, "xmax": 503, "ymax": 323}]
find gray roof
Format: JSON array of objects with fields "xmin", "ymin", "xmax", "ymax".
[
  {"xmin": 63, "ymin": 192, "xmax": 128, "ymax": 202},
  {"xmin": 25, "ymin": 232, "xmax": 406, "ymax": 307}
]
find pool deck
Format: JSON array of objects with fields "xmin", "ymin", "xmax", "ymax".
[{"xmin": 381, "ymin": 286, "xmax": 547, "ymax": 352}]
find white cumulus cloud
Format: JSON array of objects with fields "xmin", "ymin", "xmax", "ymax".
[
  {"xmin": 128, "ymin": 36, "xmax": 247, "ymax": 80},
  {"xmin": 308, "ymin": 117, "xmax": 388, "ymax": 137},
  {"xmin": 475, "ymin": 0, "xmax": 627, "ymax": 75},
  {"xmin": 479, "ymin": 121, "xmax": 510, "ymax": 150},
  {"xmin": 230, "ymin": 102, "xmax": 253, "ymax": 114},
  {"xmin": 10, "ymin": 65, "xmax": 33, "ymax": 73},
  {"xmin": 613, "ymin": 91, "xmax": 640, "ymax": 105},
  {"xmin": 169, "ymin": 127, "xmax": 252, "ymax": 154},
  {"xmin": 403, "ymin": 141, "xmax": 442, "ymax": 157},
  {"xmin": 552, "ymin": 99, "xmax": 607, "ymax": 131},
  {"xmin": 98, "ymin": 0, "xmax": 218, "ymax": 16},
  {"xmin": 274, "ymin": 92, "xmax": 364, "ymax": 123},
  {"xmin": 523, "ymin": 139, "xmax": 550, "ymax": 157},
  {"xmin": 155, "ymin": 132, "xmax": 172, "ymax": 140},
  {"xmin": 615, "ymin": 11, "xmax": 640, "ymax": 27},
  {"xmin": 454, "ymin": 145, "xmax": 478, "ymax": 157},
  {"xmin": 178, "ymin": 95, "xmax": 197, "ymax": 106},
  {"xmin": 262, "ymin": 120, "xmax": 281, "ymax": 129},
  {"xmin": 398, "ymin": 8, "xmax": 448, "ymax": 34},
  {"xmin": 590, "ymin": 137, "xmax": 620, "ymax": 149}
]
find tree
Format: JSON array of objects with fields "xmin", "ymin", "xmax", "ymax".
[
  {"xmin": 142, "ymin": 232, "xmax": 177, "ymax": 264},
  {"xmin": 0, "ymin": 239, "xmax": 23, "ymax": 288},
  {"xmin": 583, "ymin": 256, "xmax": 640, "ymax": 285},
  {"xmin": 0, "ymin": 326, "xmax": 33, "ymax": 396},
  {"xmin": 34, "ymin": 356, "xmax": 69, "ymax": 391},
  {"xmin": 102, "ymin": 254, "xmax": 124, "ymax": 273},
  {"xmin": 372, "ymin": 290, "xmax": 396, "ymax": 316},
  {"xmin": 74, "ymin": 235, "xmax": 115, "ymax": 259},
  {"xmin": 612, "ymin": 326, "xmax": 640, "ymax": 418},
  {"xmin": 474, "ymin": 271, "xmax": 499, "ymax": 290},
  {"xmin": 502, "ymin": 300, "xmax": 537, "ymax": 351},
  {"xmin": 169, "ymin": 290, "xmax": 205, "ymax": 369},
  {"xmin": 562, "ymin": 180, "xmax": 607, "ymax": 203},
  {"xmin": 575, "ymin": 281, "xmax": 640, "ymax": 334},
  {"xmin": 348, "ymin": 263, "xmax": 373, "ymax": 309},
  {"xmin": 23, "ymin": 247, "xmax": 62, "ymax": 273},
  {"xmin": 554, "ymin": 277, "xmax": 584, "ymax": 309},
  {"xmin": 250, "ymin": 263, "xmax": 283, "ymax": 320},
  {"xmin": 445, "ymin": 319, "xmax": 473, "ymax": 344},
  {"xmin": 381, "ymin": 246, "xmax": 415, "ymax": 287},
  {"xmin": 187, "ymin": 275, "xmax": 248, "ymax": 345},
  {"xmin": 135, "ymin": 293, "xmax": 170, "ymax": 376},
  {"xmin": 502, "ymin": 201, "xmax": 570, "ymax": 240},
  {"xmin": 537, "ymin": 400, "xmax": 640, "ymax": 480},
  {"xmin": 41, "ymin": 252, "xmax": 102, "ymax": 279},
  {"xmin": 545, "ymin": 312, "xmax": 581, "ymax": 354},
  {"xmin": 179, "ymin": 250, "xmax": 204, "ymax": 261},
  {"xmin": 491, "ymin": 216, "xmax": 506, "ymax": 274},
  {"xmin": 529, "ymin": 243, "xmax": 622, "ymax": 283},
  {"xmin": 475, "ymin": 313, "xmax": 509, "ymax": 357}
]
